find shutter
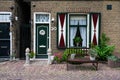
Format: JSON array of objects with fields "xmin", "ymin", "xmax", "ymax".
[
  {"xmin": 57, "ymin": 13, "xmax": 67, "ymax": 48},
  {"xmin": 90, "ymin": 13, "xmax": 101, "ymax": 45}
]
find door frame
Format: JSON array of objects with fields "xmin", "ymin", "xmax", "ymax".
[
  {"xmin": 0, "ymin": 12, "xmax": 12, "ymax": 58},
  {"xmin": 33, "ymin": 12, "xmax": 51, "ymax": 59}
]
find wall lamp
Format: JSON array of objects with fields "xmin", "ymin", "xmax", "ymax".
[{"xmin": 51, "ymin": 17, "xmax": 55, "ymax": 22}]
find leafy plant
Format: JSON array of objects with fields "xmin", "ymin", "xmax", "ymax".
[
  {"xmin": 94, "ymin": 33, "xmax": 115, "ymax": 61},
  {"xmin": 29, "ymin": 51, "xmax": 35, "ymax": 58},
  {"xmin": 62, "ymin": 48, "xmax": 84, "ymax": 61},
  {"xmin": 73, "ymin": 37, "xmax": 83, "ymax": 44},
  {"xmin": 88, "ymin": 48, "xmax": 97, "ymax": 57},
  {"xmin": 11, "ymin": 53, "xmax": 16, "ymax": 57},
  {"xmin": 53, "ymin": 52, "xmax": 63, "ymax": 63},
  {"xmin": 108, "ymin": 55, "xmax": 119, "ymax": 61}
]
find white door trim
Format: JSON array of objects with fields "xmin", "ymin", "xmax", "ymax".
[
  {"xmin": 0, "ymin": 12, "xmax": 12, "ymax": 58},
  {"xmin": 33, "ymin": 12, "xmax": 51, "ymax": 59}
]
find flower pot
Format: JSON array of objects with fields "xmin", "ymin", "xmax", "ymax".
[
  {"xmin": 70, "ymin": 54, "xmax": 76, "ymax": 59},
  {"xmin": 90, "ymin": 56, "xmax": 95, "ymax": 61}
]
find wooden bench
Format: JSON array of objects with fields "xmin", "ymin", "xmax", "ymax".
[
  {"xmin": 66, "ymin": 48, "xmax": 98, "ymax": 70},
  {"xmin": 67, "ymin": 57, "xmax": 98, "ymax": 70}
]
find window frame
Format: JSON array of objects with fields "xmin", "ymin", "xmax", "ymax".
[
  {"xmin": 68, "ymin": 13, "xmax": 89, "ymax": 48},
  {"xmin": 57, "ymin": 12, "xmax": 100, "ymax": 49}
]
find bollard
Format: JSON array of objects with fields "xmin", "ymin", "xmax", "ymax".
[
  {"xmin": 47, "ymin": 48, "xmax": 52, "ymax": 65},
  {"xmin": 25, "ymin": 48, "xmax": 30, "ymax": 65}
]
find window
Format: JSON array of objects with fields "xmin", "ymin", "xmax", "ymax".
[
  {"xmin": 0, "ymin": 13, "xmax": 11, "ymax": 22},
  {"xmin": 69, "ymin": 14, "xmax": 87, "ymax": 47},
  {"xmin": 57, "ymin": 13, "xmax": 100, "ymax": 48},
  {"xmin": 36, "ymin": 14, "xmax": 49, "ymax": 23},
  {"xmin": 107, "ymin": 5, "xmax": 112, "ymax": 10}
]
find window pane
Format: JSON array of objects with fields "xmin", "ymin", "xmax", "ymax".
[
  {"xmin": 36, "ymin": 14, "xmax": 49, "ymax": 22},
  {"xmin": 80, "ymin": 27, "xmax": 87, "ymax": 47},
  {"xmin": 0, "ymin": 14, "xmax": 11, "ymax": 22},
  {"xmin": 70, "ymin": 16, "xmax": 86, "ymax": 25},
  {"xmin": 70, "ymin": 27, "xmax": 77, "ymax": 47}
]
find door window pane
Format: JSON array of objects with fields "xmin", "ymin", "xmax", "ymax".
[{"xmin": 36, "ymin": 14, "xmax": 49, "ymax": 23}]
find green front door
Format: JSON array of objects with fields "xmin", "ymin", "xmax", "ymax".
[
  {"xmin": 36, "ymin": 24, "xmax": 49, "ymax": 58},
  {"xmin": 0, "ymin": 23, "xmax": 10, "ymax": 58}
]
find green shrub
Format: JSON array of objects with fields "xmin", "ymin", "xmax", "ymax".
[
  {"xmin": 95, "ymin": 45, "xmax": 114, "ymax": 61},
  {"xmin": 29, "ymin": 51, "xmax": 35, "ymax": 58},
  {"xmin": 53, "ymin": 52, "xmax": 63, "ymax": 63},
  {"xmin": 94, "ymin": 33, "xmax": 115, "ymax": 61},
  {"xmin": 108, "ymin": 55, "xmax": 119, "ymax": 61}
]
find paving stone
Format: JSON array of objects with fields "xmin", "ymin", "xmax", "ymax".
[{"xmin": 0, "ymin": 60, "xmax": 120, "ymax": 80}]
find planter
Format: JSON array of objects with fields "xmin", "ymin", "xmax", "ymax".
[
  {"xmin": 70, "ymin": 54, "xmax": 76, "ymax": 59},
  {"xmin": 108, "ymin": 59, "xmax": 120, "ymax": 68},
  {"xmin": 90, "ymin": 56, "xmax": 96, "ymax": 61}
]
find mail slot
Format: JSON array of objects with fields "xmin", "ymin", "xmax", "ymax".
[
  {"xmin": 39, "ymin": 45, "xmax": 46, "ymax": 48},
  {"xmin": 0, "ymin": 30, "xmax": 2, "ymax": 33},
  {"xmin": 1, "ymin": 46, "xmax": 7, "ymax": 48}
]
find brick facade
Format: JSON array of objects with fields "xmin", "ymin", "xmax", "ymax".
[
  {"xmin": 31, "ymin": 1, "xmax": 120, "ymax": 53},
  {"xmin": 0, "ymin": 0, "xmax": 14, "ymax": 11},
  {"xmin": 0, "ymin": 0, "xmax": 16, "ymax": 57},
  {"xmin": 0, "ymin": 0, "xmax": 120, "ymax": 59}
]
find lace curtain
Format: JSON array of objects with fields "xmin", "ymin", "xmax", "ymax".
[
  {"xmin": 70, "ymin": 16, "xmax": 87, "ymax": 47},
  {"xmin": 0, "ymin": 14, "xmax": 10, "ymax": 22}
]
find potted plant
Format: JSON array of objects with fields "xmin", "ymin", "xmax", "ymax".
[
  {"xmin": 29, "ymin": 51, "xmax": 35, "ymax": 59},
  {"xmin": 73, "ymin": 37, "xmax": 83, "ymax": 47},
  {"xmin": 70, "ymin": 53, "xmax": 76, "ymax": 60},
  {"xmin": 88, "ymin": 48, "xmax": 97, "ymax": 61},
  {"xmin": 53, "ymin": 52, "xmax": 63, "ymax": 63},
  {"xmin": 107, "ymin": 55, "xmax": 120, "ymax": 68},
  {"xmin": 10, "ymin": 53, "xmax": 16, "ymax": 61},
  {"xmin": 94, "ymin": 33, "xmax": 115, "ymax": 61}
]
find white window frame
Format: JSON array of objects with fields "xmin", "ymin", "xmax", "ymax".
[{"xmin": 67, "ymin": 13, "xmax": 90, "ymax": 48}]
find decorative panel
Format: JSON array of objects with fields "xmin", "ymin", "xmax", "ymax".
[
  {"xmin": 57, "ymin": 13, "xmax": 67, "ymax": 48},
  {"xmin": 90, "ymin": 13, "xmax": 100, "ymax": 45}
]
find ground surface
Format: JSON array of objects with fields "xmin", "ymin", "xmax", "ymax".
[{"xmin": 0, "ymin": 60, "xmax": 120, "ymax": 80}]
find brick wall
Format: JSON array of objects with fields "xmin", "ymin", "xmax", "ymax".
[
  {"xmin": 0, "ymin": 0, "xmax": 14, "ymax": 11},
  {"xmin": 31, "ymin": 1, "xmax": 120, "ymax": 53},
  {"xmin": 0, "ymin": 0, "xmax": 17, "ymax": 56}
]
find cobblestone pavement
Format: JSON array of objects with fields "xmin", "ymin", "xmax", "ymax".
[{"xmin": 0, "ymin": 60, "xmax": 120, "ymax": 80}]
